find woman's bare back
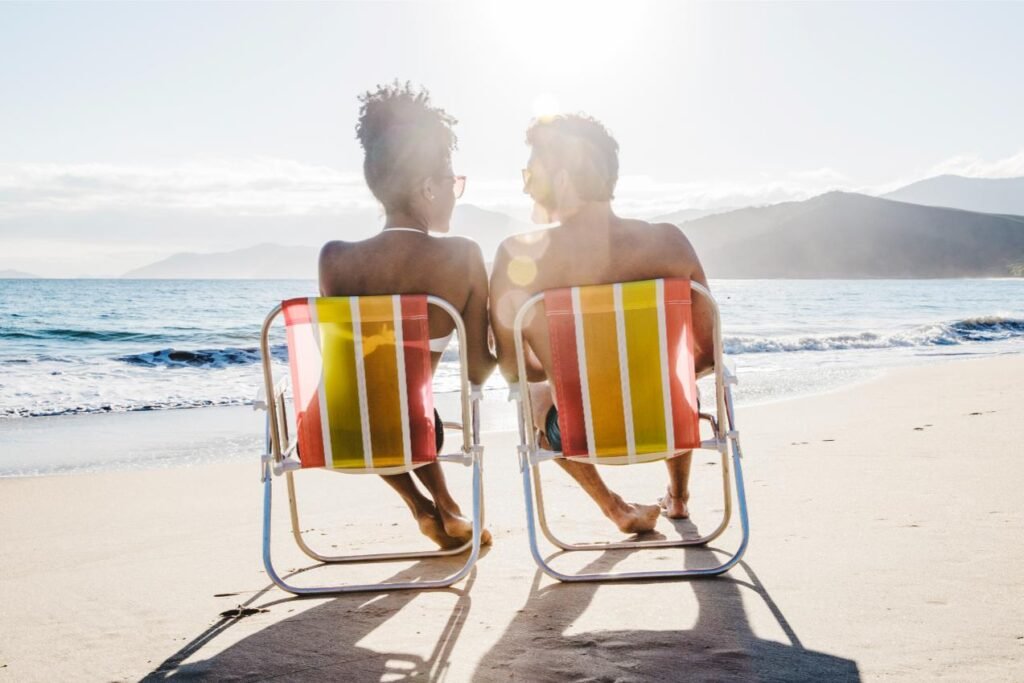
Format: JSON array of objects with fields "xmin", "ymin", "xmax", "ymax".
[{"xmin": 319, "ymin": 231, "xmax": 494, "ymax": 384}]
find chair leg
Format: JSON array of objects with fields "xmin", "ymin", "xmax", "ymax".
[
  {"xmin": 262, "ymin": 454, "xmax": 483, "ymax": 596},
  {"xmin": 520, "ymin": 443, "xmax": 750, "ymax": 583},
  {"xmin": 283, "ymin": 471, "xmax": 472, "ymax": 564},
  {"xmin": 530, "ymin": 453, "xmax": 734, "ymax": 552}
]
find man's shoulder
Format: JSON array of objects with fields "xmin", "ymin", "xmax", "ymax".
[{"xmin": 496, "ymin": 226, "xmax": 556, "ymax": 260}]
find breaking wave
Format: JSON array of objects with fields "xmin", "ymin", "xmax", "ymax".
[
  {"xmin": 118, "ymin": 344, "xmax": 288, "ymax": 368},
  {"xmin": 725, "ymin": 317, "xmax": 1024, "ymax": 354}
]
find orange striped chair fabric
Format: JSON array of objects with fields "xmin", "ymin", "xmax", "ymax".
[
  {"xmin": 545, "ymin": 278, "xmax": 701, "ymax": 464},
  {"xmin": 282, "ymin": 295, "xmax": 437, "ymax": 472}
]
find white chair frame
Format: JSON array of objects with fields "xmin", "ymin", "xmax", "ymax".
[
  {"xmin": 257, "ymin": 296, "xmax": 484, "ymax": 594},
  {"xmin": 511, "ymin": 281, "xmax": 749, "ymax": 582}
]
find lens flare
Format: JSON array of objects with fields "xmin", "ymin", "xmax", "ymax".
[{"xmin": 508, "ymin": 255, "xmax": 538, "ymax": 286}]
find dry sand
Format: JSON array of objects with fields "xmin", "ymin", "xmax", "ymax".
[{"xmin": 1, "ymin": 355, "xmax": 1023, "ymax": 682}]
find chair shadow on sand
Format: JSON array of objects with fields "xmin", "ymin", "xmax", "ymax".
[
  {"xmin": 471, "ymin": 516, "xmax": 860, "ymax": 683},
  {"xmin": 144, "ymin": 519, "xmax": 859, "ymax": 682},
  {"xmin": 143, "ymin": 553, "xmax": 483, "ymax": 682}
]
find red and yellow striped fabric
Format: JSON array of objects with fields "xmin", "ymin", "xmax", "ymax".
[
  {"xmin": 545, "ymin": 278, "xmax": 701, "ymax": 464},
  {"xmin": 282, "ymin": 295, "xmax": 437, "ymax": 473}
]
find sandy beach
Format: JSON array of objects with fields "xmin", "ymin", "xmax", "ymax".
[{"xmin": 1, "ymin": 354, "xmax": 1023, "ymax": 682}]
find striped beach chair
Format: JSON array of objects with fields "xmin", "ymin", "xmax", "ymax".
[
  {"xmin": 511, "ymin": 278, "xmax": 749, "ymax": 581},
  {"xmin": 257, "ymin": 294, "xmax": 483, "ymax": 594}
]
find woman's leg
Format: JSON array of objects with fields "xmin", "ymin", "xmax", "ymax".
[
  {"xmin": 379, "ymin": 472, "xmax": 463, "ymax": 549},
  {"xmin": 413, "ymin": 462, "xmax": 492, "ymax": 545}
]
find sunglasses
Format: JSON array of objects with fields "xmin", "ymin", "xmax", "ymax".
[{"xmin": 440, "ymin": 174, "xmax": 467, "ymax": 199}]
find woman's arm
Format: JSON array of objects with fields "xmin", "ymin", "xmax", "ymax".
[{"xmin": 462, "ymin": 241, "xmax": 497, "ymax": 386}]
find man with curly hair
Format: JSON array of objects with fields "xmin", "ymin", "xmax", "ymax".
[{"xmin": 489, "ymin": 114, "xmax": 715, "ymax": 534}]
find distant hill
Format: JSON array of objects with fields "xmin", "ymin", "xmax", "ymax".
[
  {"xmin": 119, "ymin": 204, "xmax": 531, "ymax": 278},
  {"xmin": 675, "ymin": 191, "xmax": 1024, "ymax": 278},
  {"xmin": 883, "ymin": 175, "xmax": 1024, "ymax": 216},
  {"xmin": 652, "ymin": 207, "xmax": 737, "ymax": 225},
  {"xmin": 122, "ymin": 244, "xmax": 318, "ymax": 279},
  {"xmin": 450, "ymin": 204, "xmax": 533, "ymax": 257},
  {"xmin": 0, "ymin": 269, "xmax": 39, "ymax": 278}
]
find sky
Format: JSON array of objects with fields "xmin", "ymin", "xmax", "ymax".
[{"xmin": 1, "ymin": 0, "xmax": 1023, "ymax": 277}]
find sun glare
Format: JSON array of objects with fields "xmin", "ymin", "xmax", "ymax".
[
  {"xmin": 532, "ymin": 94, "xmax": 562, "ymax": 119},
  {"xmin": 489, "ymin": 1, "xmax": 646, "ymax": 72}
]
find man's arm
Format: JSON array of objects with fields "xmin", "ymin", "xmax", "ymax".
[
  {"xmin": 489, "ymin": 240, "xmax": 546, "ymax": 384},
  {"xmin": 659, "ymin": 225, "xmax": 715, "ymax": 376}
]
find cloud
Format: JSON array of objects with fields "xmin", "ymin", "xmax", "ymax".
[
  {"xmin": 612, "ymin": 167, "xmax": 852, "ymax": 217},
  {"xmin": 0, "ymin": 158, "xmax": 375, "ymax": 218},
  {"xmin": 924, "ymin": 148, "xmax": 1024, "ymax": 179},
  {"xmin": 0, "ymin": 159, "xmax": 862, "ymax": 223}
]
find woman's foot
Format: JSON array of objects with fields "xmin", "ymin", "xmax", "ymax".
[
  {"xmin": 414, "ymin": 506, "xmax": 465, "ymax": 549},
  {"xmin": 659, "ymin": 488, "xmax": 690, "ymax": 519},
  {"xmin": 604, "ymin": 494, "xmax": 660, "ymax": 534},
  {"xmin": 438, "ymin": 506, "xmax": 492, "ymax": 547}
]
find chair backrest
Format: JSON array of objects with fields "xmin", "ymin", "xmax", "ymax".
[
  {"xmin": 544, "ymin": 278, "xmax": 701, "ymax": 464},
  {"xmin": 282, "ymin": 295, "xmax": 437, "ymax": 472}
]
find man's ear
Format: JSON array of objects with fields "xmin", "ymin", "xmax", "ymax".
[
  {"xmin": 554, "ymin": 168, "xmax": 575, "ymax": 203},
  {"xmin": 422, "ymin": 177, "xmax": 436, "ymax": 201}
]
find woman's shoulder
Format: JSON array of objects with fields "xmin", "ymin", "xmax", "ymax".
[
  {"xmin": 435, "ymin": 234, "xmax": 485, "ymax": 261},
  {"xmin": 318, "ymin": 238, "xmax": 354, "ymax": 260}
]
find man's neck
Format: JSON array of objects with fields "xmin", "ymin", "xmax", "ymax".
[{"xmin": 556, "ymin": 201, "xmax": 616, "ymax": 231}]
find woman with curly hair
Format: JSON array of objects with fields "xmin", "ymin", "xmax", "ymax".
[{"xmin": 319, "ymin": 82, "xmax": 494, "ymax": 548}]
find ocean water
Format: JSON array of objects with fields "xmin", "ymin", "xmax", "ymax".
[{"xmin": 2, "ymin": 278, "xmax": 1023, "ymax": 420}]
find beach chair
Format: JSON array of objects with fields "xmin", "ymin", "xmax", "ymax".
[
  {"xmin": 511, "ymin": 278, "xmax": 749, "ymax": 581},
  {"xmin": 257, "ymin": 294, "xmax": 484, "ymax": 594}
]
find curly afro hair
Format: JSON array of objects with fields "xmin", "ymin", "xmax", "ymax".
[
  {"xmin": 526, "ymin": 113, "xmax": 619, "ymax": 201},
  {"xmin": 356, "ymin": 80, "xmax": 458, "ymax": 211}
]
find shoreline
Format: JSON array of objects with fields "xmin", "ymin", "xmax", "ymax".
[{"xmin": 1, "ymin": 349, "xmax": 1018, "ymax": 478}]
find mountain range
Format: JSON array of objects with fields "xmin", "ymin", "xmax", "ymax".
[
  {"xmin": 0, "ymin": 269, "xmax": 39, "ymax": 278},
  {"xmin": 119, "ymin": 175, "xmax": 1024, "ymax": 279},
  {"xmin": 883, "ymin": 175, "xmax": 1024, "ymax": 216},
  {"xmin": 680, "ymin": 191, "xmax": 1024, "ymax": 278}
]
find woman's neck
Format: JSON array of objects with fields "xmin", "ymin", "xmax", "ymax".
[{"xmin": 384, "ymin": 210, "xmax": 429, "ymax": 232}]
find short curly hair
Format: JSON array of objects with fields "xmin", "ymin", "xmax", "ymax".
[
  {"xmin": 355, "ymin": 81, "xmax": 458, "ymax": 210},
  {"xmin": 526, "ymin": 113, "xmax": 619, "ymax": 201}
]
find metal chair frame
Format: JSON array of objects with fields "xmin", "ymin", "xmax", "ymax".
[
  {"xmin": 257, "ymin": 295, "xmax": 484, "ymax": 595},
  {"xmin": 511, "ymin": 281, "xmax": 749, "ymax": 582}
]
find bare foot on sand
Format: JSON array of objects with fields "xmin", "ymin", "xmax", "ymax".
[
  {"xmin": 659, "ymin": 489, "xmax": 690, "ymax": 519},
  {"xmin": 439, "ymin": 508, "xmax": 493, "ymax": 547},
  {"xmin": 416, "ymin": 508, "xmax": 465, "ymax": 550},
  {"xmin": 605, "ymin": 494, "xmax": 661, "ymax": 534}
]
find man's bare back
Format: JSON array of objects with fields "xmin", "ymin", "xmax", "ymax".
[{"xmin": 490, "ymin": 210, "xmax": 715, "ymax": 385}]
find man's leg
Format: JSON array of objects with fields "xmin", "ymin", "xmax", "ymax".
[
  {"xmin": 414, "ymin": 463, "xmax": 492, "ymax": 545},
  {"xmin": 530, "ymin": 383, "xmax": 660, "ymax": 534},
  {"xmin": 661, "ymin": 451, "xmax": 692, "ymax": 519},
  {"xmin": 379, "ymin": 472, "xmax": 463, "ymax": 549}
]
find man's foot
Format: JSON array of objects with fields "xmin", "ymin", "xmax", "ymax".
[
  {"xmin": 415, "ymin": 508, "xmax": 465, "ymax": 550},
  {"xmin": 605, "ymin": 494, "xmax": 660, "ymax": 534},
  {"xmin": 439, "ymin": 508, "xmax": 493, "ymax": 547},
  {"xmin": 659, "ymin": 488, "xmax": 690, "ymax": 519}
]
